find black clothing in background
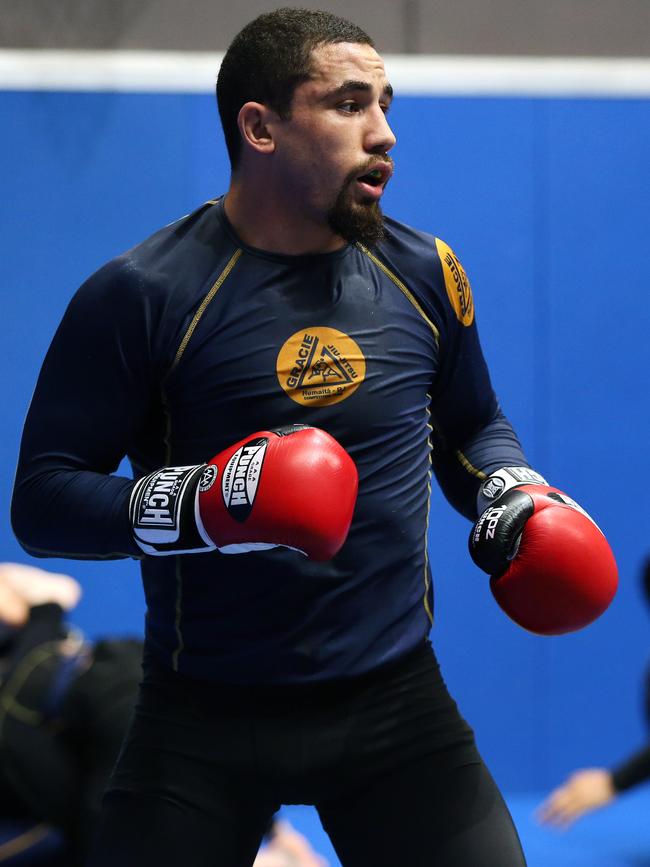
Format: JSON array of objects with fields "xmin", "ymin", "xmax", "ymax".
[{"xmin": 0, "ymin": 604, "xmax": 142, "ymax": 864}]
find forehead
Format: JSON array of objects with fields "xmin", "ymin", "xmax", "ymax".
[{"xmin": 303, "ymin": 42, "xmax": 389, "ymax": 94}]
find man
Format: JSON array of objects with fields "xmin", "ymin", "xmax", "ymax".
[{"xmin": 11, "ymin": 8, "xmax": 615, "ymax": 866}]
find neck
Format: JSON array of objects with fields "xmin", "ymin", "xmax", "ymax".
[{"xmin": 224, "ymin": 175, "xmax": 346, "ymax": 256}]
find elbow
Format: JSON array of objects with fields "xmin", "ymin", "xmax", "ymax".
[
  {"xmin": 10, "ymin": 484, "xmax": 52, "ymax": 558},
  {"xmin": 11, "ymin": 500, "xmax": 35, "ymax": 556}
]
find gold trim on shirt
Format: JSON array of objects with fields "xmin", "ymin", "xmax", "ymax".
[
  {"xmin": 356, "ymin": 243, "xmax": 440, "ymax": 346},
  {"xmin": 168, "ymin": 247, "xmax": 243, "ymax": 375}
]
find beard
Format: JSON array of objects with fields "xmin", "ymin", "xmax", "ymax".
[
  {"xmin": 327, "ymin": 194, "xmax": 385, "ymax": 248},
  {"xmin": 326, "ymin": 162, "xmax": 391, "ymax": 248}
]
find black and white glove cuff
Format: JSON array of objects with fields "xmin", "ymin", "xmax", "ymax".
[
  {"xmin": 476, "ymin": 466, "xmax": 547, "ymax": 516},
  {"xmin": 129, "ymin": 464, "xmax": 215, "ymax": 556}
]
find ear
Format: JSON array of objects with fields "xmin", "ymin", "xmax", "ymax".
[{"xmin": 237, "ymin": 102, "xmax": 277, "ymax": 156}]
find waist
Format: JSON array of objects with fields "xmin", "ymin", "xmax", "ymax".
[{"xmin": 143, "ymin": 637, "xmax": 436, "ymax": 708}]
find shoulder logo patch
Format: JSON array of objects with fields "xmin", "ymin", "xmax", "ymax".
[
  {"xmin": 435, "ymin": 238, "xmax": 474, "ymax": 327},
  {"xmin": 276, "ymin": 327, "xmax": 366, "ymax": 407}
]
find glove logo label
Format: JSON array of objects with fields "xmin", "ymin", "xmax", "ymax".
[
  {"xmin": 435, "ymin": 239, "xmax": 474, "ymax": 326},
  {"xmin": 221, "ymin": 438, "xmax": 268, "ymax": 521},
  {"xmin": 473, "ymin": 503, "xmax": 508, "ymax": 544},
  {"xmin": 199, "ymin": 465, "xmax": 218, "ymax": 493},
  {"xmin": 481, "ymin": 476, "xmax": 506, "ymax": 501},
  {"xmin": 131, "ymin": 465, "xmax": 202, "ymax": 544},
  {"xmin": 276, "ymin": 327, "xmax": 366, "ymax": 407}
]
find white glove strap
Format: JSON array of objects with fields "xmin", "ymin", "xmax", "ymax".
[
  {"xmin": 476, "ymin": 466, "xmax": 547, "ymax": 516},
  {"xmin": 130, "ymin": 464, "xmax": 216, "ymax": 556}
]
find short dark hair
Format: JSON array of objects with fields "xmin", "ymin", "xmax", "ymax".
[{"xmin": 216, "ymin": 7, "xmax": 374, "ymax": 168}]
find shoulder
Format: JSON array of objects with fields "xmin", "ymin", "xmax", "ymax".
[
  {"xmin": 380, "ymin": 214, "xmax": 440, "ymax": 264},
  {"xmin": 369, "ymin": 214, "xmax": 475, "ymax": 329},
  {"xmin": 73, "ymin": 198, "xmax": 230, "ymax": 312}
]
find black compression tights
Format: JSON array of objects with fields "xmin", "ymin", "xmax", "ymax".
[
  {"xmin": 89, "ymin": 757, "xmax": 525, "ymax": 867},
  {"xmin": 319, "ymin": 755, "xmax": 527, "ymax": 867}
]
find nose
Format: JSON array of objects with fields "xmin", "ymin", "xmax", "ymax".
[{"xmin": 365, "ymin": 105, "xmax": 396, "ymax": 155}]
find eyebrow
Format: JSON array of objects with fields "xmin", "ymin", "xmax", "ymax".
[{"xmin": 323, "ymin": 79, "xmax": 394, "ymax": 101}]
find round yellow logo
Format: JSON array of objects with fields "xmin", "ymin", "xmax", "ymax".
[
  {"xmin": 276, "ymin": 327, "xmax": 366, "ymax": 407},
  {"xmin": 435, "ymin": 238, "xmax": 474, "ymax": 326}
]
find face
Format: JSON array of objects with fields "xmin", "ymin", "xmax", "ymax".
[{"xmin": 270, "ymin": 42, "xmax": 396, "ymax": 246}]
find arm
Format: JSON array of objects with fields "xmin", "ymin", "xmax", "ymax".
[
  {"xmin": 11, "ymin": 259, "xmax": 160, "ymax": 559},
  {"xmin": 12, "ymin": 262, "xmax": 357, "ymax": 563},
  {"xmin": 427, "ymin": 242, "xmax": 531, "ymax": 521},
  {"xmin": 427, "ymin": 241, "xmax": 616, "ymax": 633},
  {"xmin": 611, "ymin": 743, "xmax": 650, "ymax": 792},
  {"xmin": 536, "ymin": 746, "xmax": 650, "ymax": 829}
]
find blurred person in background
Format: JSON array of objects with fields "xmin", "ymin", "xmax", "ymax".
[{"xmin": 0, "ymin": 562, "xmax": 141, "ymax": 864}]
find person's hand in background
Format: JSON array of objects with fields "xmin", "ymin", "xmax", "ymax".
[
  {"xmin": 536, "ymin": 768, "xmax": 616, "ymax": 828},
  {"xmin": 0, "ymin": 562, "xmax": 81, "ymax": 616}
]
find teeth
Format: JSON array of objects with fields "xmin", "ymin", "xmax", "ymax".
[{"xmin": 368, "ymin": 169, "xmax": 382, "ymax": 179}]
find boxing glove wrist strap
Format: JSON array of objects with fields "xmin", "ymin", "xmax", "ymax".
[
  {"xmin": 129, "ymin": 464, "xmax": 215, "ymax": 556},
  {"xmin": 476, "ymin": 466, "xmax": 547, "ymax": 516}
]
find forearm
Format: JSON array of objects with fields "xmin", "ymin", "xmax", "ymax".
[
  {"xmin": 431, "ymin": 406, "xmax": 530, "ymax": 520},
  {"xmin": 611, "ymin": 744, "xmax": 650, "ymax": 792},
  {"xmin": 12, "ymin": 468, "xmax": 138, "ymax": 560}
]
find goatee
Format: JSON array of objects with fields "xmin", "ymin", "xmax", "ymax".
[{"xmin": 326, "ymin": 189, "xmax": 386, "ymax": 248}]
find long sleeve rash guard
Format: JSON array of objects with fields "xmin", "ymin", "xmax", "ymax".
[{"xmin": 12, "ymin": 198, "xmax": 529, "ymax": 683}]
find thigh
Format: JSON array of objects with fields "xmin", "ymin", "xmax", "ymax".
[
  {"xmin": 88, "ymin": 788, "xmax": 274, "ymax": 867},
  {"xmin": 86, "ymin": 678, "xmax": 279, "ymax": 867},
  {"xmin": 317, "ymin": 756, "xmax": 526, "ymax": 867}
]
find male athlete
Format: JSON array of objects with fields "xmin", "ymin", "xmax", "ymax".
[{"xmin": 11, "ymin": 8, "xmax": 616, "ymax": 866}]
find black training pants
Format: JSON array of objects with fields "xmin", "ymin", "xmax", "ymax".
[{"xmin": 88, "ymin": 642, "xmax": 526, "ymax": 867}]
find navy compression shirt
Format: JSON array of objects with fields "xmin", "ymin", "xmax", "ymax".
[{"xmin": 12, "ymin": 198, "xmax": 529, "ymax": 683}]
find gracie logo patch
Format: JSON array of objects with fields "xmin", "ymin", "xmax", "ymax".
[
  {"xmin": 435, "ymin": 239, "xmax": 474, "ymax": 327},
  {"xmin": 221, "ymin": 438, "xmax": 268, "ymax": 522},
  {"xmin": 276, "ymin": 327, "xmax": 366, "ymax": 407}
]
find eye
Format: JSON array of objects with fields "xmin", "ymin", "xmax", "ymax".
[{"xmin": 338, "ymin": 101, "xmax": 361, "ymax": 114}]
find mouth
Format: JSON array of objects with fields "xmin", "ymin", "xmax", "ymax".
[{"xmin": 355, "ymin": 162, "xmax": 393, "ymax": 200}]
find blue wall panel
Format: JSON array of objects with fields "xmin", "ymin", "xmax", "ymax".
[
  {"xmin": 542, "ymin": 99, "xmax": 650, "ymax": 783},
  {"xmin": 1, "ymin": 88, "xmax": 648, "ymax": 792}
]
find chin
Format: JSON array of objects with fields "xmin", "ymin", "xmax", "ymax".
[{"xmin": 327, "ymin": 196, "xmax": 386, "ymax": 248}]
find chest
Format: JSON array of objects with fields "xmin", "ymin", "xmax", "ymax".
[{"xmin": 163, "ymin": 254, "xmax": 440, "ymax": 458}]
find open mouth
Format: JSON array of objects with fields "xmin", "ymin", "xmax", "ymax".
[
  {"xmin": 357, "ymin": 169, "xmax": 384, "ymax": 187},
  {"xmin": 356, "ymin": 163, "xmax": 392, "ymax": 188},
  {"xmin": 355, "ymin": 163, "xmax": 393, "ymax": 200}
]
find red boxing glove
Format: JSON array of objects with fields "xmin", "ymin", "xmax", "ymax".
[
  {"xmin": 469, "ymin": 484, "xmax": 618, "ymax": 635},
  {"xmin": 130, "ymin": 425, "xmax": 358, "ymax": 561}
]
